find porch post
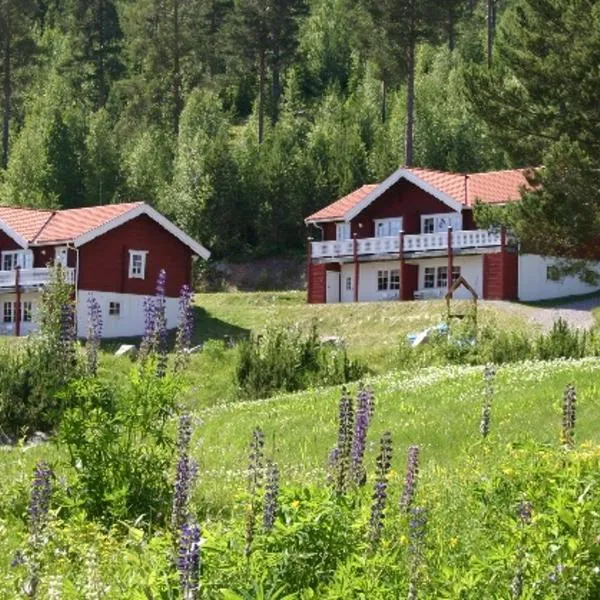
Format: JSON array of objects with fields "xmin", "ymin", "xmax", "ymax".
[
  {"xmin": 306, "ymin": 237, "xmax": 313, "ymax": 303},
  {"xmin": 399, "ymin": 229, "xmax": 405, "ymax": 301},
  {"xmin": 447, "ymin": 226, "xmax": 453, "ymax": 296},
  {"xmin": 15, "ymin": 266, "xmax": 21, "ymax": 337},
  {"xmin": 353, "ymin": 233, "xmax": 359, "ymax": 303}
]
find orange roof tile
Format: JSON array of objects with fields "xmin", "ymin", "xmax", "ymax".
[
  {"xmin": 306, "ymin": 184, "xmax": 378, "ymax": 222},
  {"xmin": 34, "ymin": 202, "xmax": 143, "ymax": 243},
  {"xmin": 305, "ymin": 168, "xmax": 532, "ymax": 223},
  {"xmin": 0, "ymin": 202, "xmax": 143, "ymax": 245}
]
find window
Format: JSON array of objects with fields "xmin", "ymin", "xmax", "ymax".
[
  {"xmin": 377, "ymin": 270, "xmax": 389, "ymax": 291},
  {"xmin": 424, "ymin": 267, "xmax": 435, "ymax": 289},
  {"xmin": 390, "ymin": 269, "xmax": 400, "ymax": 290},
  {"xmin": 436, "ymin": 266, "xmax": 448, "ymax": 289},
  {"xmin": 336, "ymin": 223, "xmax": 351, "ymax": 241},
  {"xmin": 452, "ymin": 266, "xmax": 461, "ymax": 283},
  {"xmin": 422, "ymin": 217, "xmax": 434, "ymax": 234},
  {"xmin": 22, "ymin": 301, "xmax": 32, "ymax": 323},
  {"xmin": 374, "ymin": 218, "xmax": 403, "ymax": 238},
  {"xmin": 3, "ymin": 302, "xmax": 12, "ymax": 323},
  {"xmin": 128, "ymin": 250, "xmax": 147, "ymax": 279},
  {"xmin": 109, "ymin": 302, "xmax": 121, "ymax": 316},
  {"xmin": 1, "ymin": 250, "xmax": 33, "ymax": 270},
  {"xmin": 420, "ymin": 213, "xmax": 462, "ymax": 234},
  {"xmin": 547, "ymin": 265, "xmax": 561, "ymax": 282},
  {"xmin": 345, "ymin": 276, "xmax": 352, "ymax": 291}
]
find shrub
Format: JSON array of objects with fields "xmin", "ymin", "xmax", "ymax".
[{"xmin": 236, "ymin": 323, "xmax": 366, "ymax": 400}]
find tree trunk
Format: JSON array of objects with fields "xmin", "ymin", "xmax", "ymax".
[
  {"xmin": 2, "ymin": 25, "xmax": 10, "ymax": 170},
  {"xmin": 487, "ymin": 0, "xmax": 495, "ymax": 68},
  {"xmin": 172, "ymin": 0, "xmax": 182, "ymax": 133},
  {"xmin": 448, "ymin": 6, "xmax": 456, "ymax": 51},
  {"xmin": 381, "ymin": 79, "xmax": 387, "ymax": 123},
  {"xmin": 404, "ymin": 39, "xmax": 415, "ymax": 167},
  {"xmin": 271, "ymin": 53, "xmax": 280, "ymax": 125},
  {"xmin": 258, "ymin": 48, "xmax": 265, "ymax": 144}
]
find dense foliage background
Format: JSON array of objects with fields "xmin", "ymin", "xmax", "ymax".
[{"xmin": 0, "ymin": 0, "xmax": 515, "ymax": 260}]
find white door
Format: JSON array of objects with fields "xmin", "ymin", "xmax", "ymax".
[
  {"xmin": 326, "ymin": 271, "xmax": 340, "ymax": 303},
  {"xmin": 55, "ymin": 246, "xmax": 68, "ymax": 266}
]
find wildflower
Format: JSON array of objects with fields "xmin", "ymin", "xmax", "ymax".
[
  {"xmin": 329, "ymin": 388, "xmax": 354, "ymax": 494},
  {"xmin": 47, "ymin": 575, "xmax": 63, "ymax": 600},
  {"xmin": 407, "ymin": 506, "xmax": 428, "ymax": 600},
  {"xmin": 400, "ymin": 445, "xmax": 421, "ymax": 513},
  {"xmin": 263, "ymin": 459, "xmax": 280, "ymax": 531},
  {"xmin": 518, "ymin": 501, "xmax": 532, "ymax": 525},
  {"xmin": 480, "ymin": 365, "xmax": 495, "ymax": 438},
  {"xmin": 174, "ymin": 284, "xmax": 194, "ymax": 371},
  {"xmin": 510, "ymin": 568, "xmax": 523, "ymax": 599},
  {"xmin": 368, "ymin": 431, "xmax": 393, "ymax": 547},
  {"xmin": 352, "ymin": 386, "xmax": 373, "ymax": 486},
  {"xmin": 28, "ymin": 461, "xmax": 52, "ymax": 538},
  {"xmin": 82, "ymin": 547, "xmax": 108, "ymax": 600},
  {"xmin": 86, "ymin": 294, "xmax": 103, "ymax": 376},
  {"xmin": 245, "ymin": 428, "xmax": 265, "ymax": 555},
  {"xmin": 290, "ymin": 500, "xmax": 300, "ymax": 510},
  {"xmin": 178, "ymin": 520, "xmax": 201, "ymax": 600},
  {"xmin": 139, "ymin": 269, "xmax": 169, "ymax": 374},
  {"xmin": 561, "ymin": 384, "xmax": 576, "ymax": 448},
  {"xmin": 171, "ymin": 414, "xmax": 197, "ymax": 534}
]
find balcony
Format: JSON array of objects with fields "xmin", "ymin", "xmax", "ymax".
[
  {"xmin": 0, "ymin": 267, "xmax": 75, "ymax": 288},
  {"xmin": 310, "ymin": 230, "xmax": 502, "ymax": 260}
]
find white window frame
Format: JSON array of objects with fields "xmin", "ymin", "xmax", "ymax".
[
  {"xmin": 424, "ymin": 267, "xmax": 436, "ymax": 289},
  {"xmin": 377, "ymin": 270, "xmax": 390, "ymax": 291},
  {"xmin": 390, "ymin": 269, "xmax": 400, "ymax": 290},
  {"xmin": 374, "ymin": 218, "xmax": 403, "ymax": 238},
  {"xmin": 1, "ymin": 250, "xmax": 32, "ymax": 271},
  {"xmin": 336, "ymin": 223, "xmax": 351, "ymax": 241},
  {"xmin": 108, "ymin": 301, "xmax": 121, "ymax": 316},
  {"xmin": 22, "ymin": 301, "xmax": 33, "ymax": 323},
  {"xmin": 128, "ymin": 250, "xmax": 148, "ymax": 279},
  {"xmin": 420, "ymin": 213, "xmax": 462, "ymax": 234},
  {"xmin": 3, "ymin": 301, "xmax": 13, "ymax": 323},
  {"xmin": 55, "ymin": 246, "xmax": 68, "ymax": 267}
]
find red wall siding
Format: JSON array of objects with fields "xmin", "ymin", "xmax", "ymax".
[
  {"xmin": 351, "ymin": 180, "xmax": 454, "ymax": 237},
  {"xmin": 401, "ymin": 264, "xmax": 419, "ymax": 300},
  {"xmin": 308, "ymin": 263, "xmax": 327, "ymax": 303},
  {"xmin": 78, "ymin": 214, "xmax": 193, "ymax": 297},
  {"xmin": 483, "ymin": 252, "xmax": 518, "ymax": 300},
  {"xmin": 0, "ymin": 230, "xmax": 22, "ymax": 252},
  {"xmin": 322, "ymin": 223, "xmax": 336, "ymax": 241}
]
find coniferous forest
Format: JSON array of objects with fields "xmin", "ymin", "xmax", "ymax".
[{"xmin": 1, "ymin": 0, "xmax": 600, "ymax": 260}]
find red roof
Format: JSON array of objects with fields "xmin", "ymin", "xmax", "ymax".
[
  {"xmin": 305, "ymin": 168, "xmax": 532, "ymax": 222},
  {"xmin": 0, "ymin": 202, "xmax": 143, "ymax": 245}
]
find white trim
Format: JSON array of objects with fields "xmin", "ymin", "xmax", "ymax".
[
  {"xmin": 128, "ymin": 249, "xmax": 148, "ymax": 279},
  {"xmin": 73, "ymin": 204, "xmax": 211, "ymax": 260},
  {"xmin": 374, "ymin": 217, "xmax": 403, "ymax": 238},
  {"xmin": 336, "ymin": 222, "xmax": 351, "ymax": 241},
  {"xmin": 420, "ymin": 213, "xmax": 462, "ymax": 234},
  {"xmin": 0, "ymin": 221, "xmax": 28, "ymax": 249},
  {"xmin": 344, "ymin": 168, "xmax": 464, "ymax": 222}
]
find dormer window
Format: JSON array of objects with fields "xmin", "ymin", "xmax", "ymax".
[{"xmin": 128, "ymin": 250, "xmax": 148, "ymax": 279}]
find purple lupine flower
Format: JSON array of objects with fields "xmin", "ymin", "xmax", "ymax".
[
  {"xmin": 352, "ymin": 386, "xmax": 373, "ymax": 486},
  {"xmin": 154, "ymin": 270, "xmax": 169, "ymax": 377},
  {"xmin": 518, "ymin": 500, "xmax": 532, "ymax": 525},
  {"xmin": 140, "ymin": 295, "xmax": 157, "ymax": 355},
  {"xmin": 510, "ymin": 568, "xmax": 523, "ymax": 599},
  {"xmin": 364, "ymin": 385, "xmax": 375, "ymax": 423},
  {"xmin": 245, "ymin": 428, "xmax": 265, "ymax": 555},
  {"xmin": 407, "ymin": 506, "xmax": 428, "ymax": 600},
  {"xmin": 174, "ymin": 284, "xmax": 194, "ymax": 372},
  {"xmin": 561, "ymin": 384, "xmax": 576, "ymax": 448},
  {"xmin": 28, "ymin": 461, "xmax": 52, "ymax": 537},
  {"xmin": 86, "ymin": 294, "xmax": 103, "ymax": 376},
  {"xmin": 178, "ymin": 519, "xmax": 201, "ymax": 600},
  {"xmin": 480, "ymin": 365, "xmax": 495, "ymax": 438},
  {"xmin": 171, "ymin": 414, "xmax": 197, "ymax": 534},
  {"xmin": 400, "ymin": 445, "xmax": 421, "ymax": 513},
  {"xmin": 332, "ymin": 388, "xmax": 354, "ymax": 494},
  {"xmin": 368, "ymin": 431, "xmax": 393, "ymax": 546},
  {"xmin": 263, "ymin": 459, "xmax": 280, "ymax": 531}
]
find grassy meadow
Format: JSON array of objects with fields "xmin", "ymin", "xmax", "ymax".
[{"xmin": 3, "ymin": 291, "xmax": 600, "ymax": 598}]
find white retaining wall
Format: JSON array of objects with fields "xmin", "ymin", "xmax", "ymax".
[
  {"xmin": 76, "ymin": 290, "xmax": 181, "ymax": 338},
  {"xmin": 518, "ymin": 254, "xmax": 600, "ymax": 301}
]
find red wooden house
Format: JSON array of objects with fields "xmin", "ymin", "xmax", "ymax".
[
  {"xmin": 0, "ymin": 202, "xmax": 209, "ymax": 337},
  {"xmin": 305, "ymin": 167, "xmax": 600, "ymax": 304}
]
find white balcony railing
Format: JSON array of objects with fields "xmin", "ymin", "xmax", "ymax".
[
  {"xmin": 311, "ymin": 230, "xmax": 502, "ymax": 259},
  {"xmin": 0, "ymin": 267, "xmax": 75, "ymax": 288}
]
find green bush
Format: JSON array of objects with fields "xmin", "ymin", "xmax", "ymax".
[{"xmin": 236, "ymin": 323, "xmax": 366, "ymax": 399}]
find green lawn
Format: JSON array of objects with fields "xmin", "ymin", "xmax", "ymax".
[{"xmin": 193, "ymin": 356, "xmax": 600, "ymax": 513}]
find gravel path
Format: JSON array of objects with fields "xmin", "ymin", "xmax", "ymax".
[{"xmin": 484, "ymin": 297, "xmax": 600, "ymax": 331}]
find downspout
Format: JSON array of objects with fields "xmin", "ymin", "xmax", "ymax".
[
  {"xmin": 66, "ymin": 242, "xmax": 80, "ymax": 335},
  {"xmin": 15, "ymin": 266, "xmax": 20, "ymax": 337}
]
